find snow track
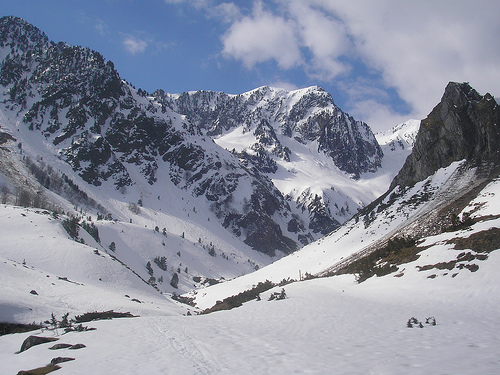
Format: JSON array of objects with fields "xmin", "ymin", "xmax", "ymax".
[{"xmin": 150, "ymin": 317, "xmax": 225, "ymax": 375}]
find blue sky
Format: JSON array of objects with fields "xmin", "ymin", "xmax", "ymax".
[{"xmin": 1, "ymin": 0, "xmax": 499, "ymax": 132}]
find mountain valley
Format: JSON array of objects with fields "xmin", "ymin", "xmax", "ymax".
[{"xmin": 1, "ymin": 16, "xmax": 500, "ymax": 374}]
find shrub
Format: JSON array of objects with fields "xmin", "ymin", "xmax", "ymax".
[
  {"xmin": 128, "ymin": 202, "xmax": 141, "ymax": 214},
  {"xmin": 170, "ymin": 273, "xmax": 179, "ymax": 288}
]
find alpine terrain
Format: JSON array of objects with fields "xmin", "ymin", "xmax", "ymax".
[{"xmin": 1, "ymin": 16, "xmax": 499, "ymax": 375}]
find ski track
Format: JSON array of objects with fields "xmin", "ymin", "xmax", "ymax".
[{"xmin": 150, "ymin": 317, "xmax": 225, "ymax": 375}]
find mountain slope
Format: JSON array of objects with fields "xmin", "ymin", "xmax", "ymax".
[
  {"xmin": 155, "ymin": 86, "xmax": 394, "ymax": 235},
  {"xmin": 187, "ymin": 82, "xmax": 500, "ymax": 310},
  {"xmin": 0, "ymin": 16, "xmax": 404, "ymax": 263},
  {"xmin": 0, "ymin": 16, "xmax": 306, "ymax": 258}
]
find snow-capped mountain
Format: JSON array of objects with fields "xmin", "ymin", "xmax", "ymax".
[
  {"xmin": 2, "ymin": 79, "xmax": 500, "ymax": 375},
  {"xmin": 0, "ymin": 15, "xmax": 413, "ymax": 302},
  {"xmin": 155, "ymin": 85, "xmax": 386, "ymax": 235},
  {"xmin": 0, "ymin": 14, "xmax": 406, "ymax": 266},
  {"xmin": 188, "ymin": 81, "xmax": 500, "ymax": 306},
  {"xmin": 376, "ymin": 119, "xmax": 419, "ymax": 152}
]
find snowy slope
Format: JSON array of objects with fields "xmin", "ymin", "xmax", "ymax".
[
  {"xmin": 2, "ymin": 217, "xmax": 499, "ymax": 374},
  {"xmin": 0, "ymin": 109, "xmax": 271, "ymax": 294},
  {"xmin": 186, "ymin": 160, "xmax": 475, "ymax": 309},
  {"xmin": 0, "ymin": 205, "xmax": 185, "ymax": 324}
]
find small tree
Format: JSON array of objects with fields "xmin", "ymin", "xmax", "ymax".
[
  {"xmin": 60, "ymin": 313, "xmax": 70, "ymax": 328},
  {"xmin": 109, "ymin": 241, "xmax": 116, "ymax": 252},
  {"xmin": 146, "ymin": 261, "xmax": 154, "ymax": 276},
  {"xmin": 153, "ymin": 256, "xmax": 168, "ymax": 271},
  {"xmin": 148, "ymin": 276, "xmax": 157, "ymax": 289},
  {"xmin": 1, "ymin": 185, "xmax": 10, "ymax": 204},
  {"xmin": 18, "ymin": 189, "xmax": 32, "ymax": 207},
  {"xmin": 62, "ymin": 217, "xmax": 79, "ymax": 240},
  {"xmin": 170, "ymin": 273, "xmax": 179, "ymax": 289}
]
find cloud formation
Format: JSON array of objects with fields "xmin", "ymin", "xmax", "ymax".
[
  {"xmin": 123, "ymin": 36, "xmax": 148, "ymax": 55},
  {"xmin": 222, "ymin": 2, "xmax": 301, "ymax": 69},
  {"xmin": 167, "ymin": 0, "xmax": 500, "ymax": 130}
]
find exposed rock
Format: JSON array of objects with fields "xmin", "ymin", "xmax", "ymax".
[
  {"xmin": 68, "ymin": 343, "xmax": 86, "ymax": 350},
  {"xmin": 17, "ymin": 365, "xmax": 61, "ymax": 375},
  {"xmin": 49, "ymin": 343, "xmax": 72, "ymax": 350},
  {"xmin": 19, "ymin": 335, "xmax": 58, "ymax": 353},
  {"xmin": 50, "ymin": 357, "xmax": 75, "ymax": 365},
  {"xmin": 391, "ymin": 82, "xmax": 500, "ymax": 189},
  {"xmin": 156, "ymin": 86, "xmax": 383, "ymax": 178}
]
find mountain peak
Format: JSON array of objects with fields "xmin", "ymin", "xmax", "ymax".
[
  {"xmin": 0, "ymin": 16, "xmax": 49, "ymax": 53},
  {"xmin": 390, "ymin": 82, "xmax": 500, "ymax": 189},
  {"xmin": 442, "ymin": 81, "xmax": 482, "ymax": 105}
]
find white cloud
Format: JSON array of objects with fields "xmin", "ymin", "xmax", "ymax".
[
  {"xmin": 167, "ymin": 0, "xmax": 500, "ymax": 130},
  {"xmin": 222, "ymin": 2, "xmax": 301, "ymax": 69},
  {"xmin": 311, "ymin": 0, "xmax": 500, "ymax": 122},
  {"xmin": 94, "ymin": 19, "xmax": 108, "ymax": 36},
  {"xmin": 208, "ymin": 3, "xmax": 241, "ymax": 23},
  {"xmin": 163, "ymin": 1, "xmax": 245, "ymax": 25},
  {"xmin": 123, "ymin": 36, "xmax": 148, "ymax": 55},
  {"xmin": 286, "ymin": 0, "xmax": 351, "ymax": 80}
]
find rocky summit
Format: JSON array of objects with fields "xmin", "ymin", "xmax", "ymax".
[{"xmin": 391, "ymin": 82, "xmax": 500, "ymax": 190}]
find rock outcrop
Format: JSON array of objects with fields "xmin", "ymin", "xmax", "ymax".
[{"xmin": 391, "ymin": 82, "xmax": 500, "ymax": 189}]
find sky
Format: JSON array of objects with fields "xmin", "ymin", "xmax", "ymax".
[{"xmin": 1, "ymin": 0, "xmax": 499, "ymax": 132}]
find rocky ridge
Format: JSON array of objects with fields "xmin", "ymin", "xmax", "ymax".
[
  {"xmin": 154, "ymin": 86, "xmax": 384, "ymax": 235},
  {"xmin": 391, "ymin": 82, "xmax": 500, "ymax": 190},
  {"xmin": 0, "ymin": 16, "xmax": 389, "ymax": 257}
]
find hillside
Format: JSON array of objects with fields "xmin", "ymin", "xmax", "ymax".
[
  {"xmin": 0, "ymin": 15, "xmax": 413, "ymax": 295},
  {"xmin": 1, "ymin": 15, "xmax": 500, "ymax": 375}
]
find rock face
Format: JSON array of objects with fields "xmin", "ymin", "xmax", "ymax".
[
  {"xmin": 155, "ymin": 86, "xmax": 383, "ymax": 178},
  {"xmin": 391, "ymin": 82, "xmax": 500, "ymax": 189},
  {"xmin": 155, "ymin": 86, "xmax": 383, "ymax": 236}
]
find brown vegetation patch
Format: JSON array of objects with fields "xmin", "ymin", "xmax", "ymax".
[
  {"xmin": 334, "ymin": 236, "xmax": 426, "ymax": 283},
  {"xmin": 201, "ymin": 280, "xmax": 276, "ymax": 314},
  {"xmin": 0, "ymin": 322, "xmax": 42, "ymax": 336},
  {"xmin": 448, "ymin": 227, "xmax": 500, "ymax": 253},
  {"xmin": 73, "ymin": 310, "xmax": 136, "ymax": 323}
]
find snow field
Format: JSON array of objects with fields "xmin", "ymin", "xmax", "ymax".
[{"xmin": 2, "ymin": 258, "xmax": 500, "ymax": 375}]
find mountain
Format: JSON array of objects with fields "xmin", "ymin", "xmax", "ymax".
[
  {"xmin": 154, "ymin": 86, "xmax": 383, "ymax": 178},
  {"xmin": 154, "ymin": 86, "xmax": 389, "ymax": 235},
  {"xmin": 187, "ymin": 81, "xmax": 500, "ymax": 308},
  {"xmin": 1, "ymin": 16, "xmax": 500, "ymax": 375},
  {"xmin": 0, "ymin": 15, "xmax": 411, "ymax": 302},
  {"xmin": 0, "ymin": 15, "xmax": 402, "ymax": 262},
  {"xmin": 0, "ymin": 16, "xmax": 302, "ymax": 258},
  {"xmin": 1, "ymin": 78, "xmax": 500, "ymax": 374},
  {"xmin": 391, "ymin": 82, "xmax": 500, "ymax": 189}
]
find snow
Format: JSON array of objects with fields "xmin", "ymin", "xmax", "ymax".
[
  {"xmin": 2, "ymin": 22, "xmax": 500, "ymax": 374},
  {"xmin": 461, "ymin": 177, "xmax": 500, "ymax": 218},
  {"xmin": 1, "ymin": 153, "xmax": 500, "ymax": 374},
  {"xmin": 2, "ymin": 245, "xmax": 500, "ymax": 374}
]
